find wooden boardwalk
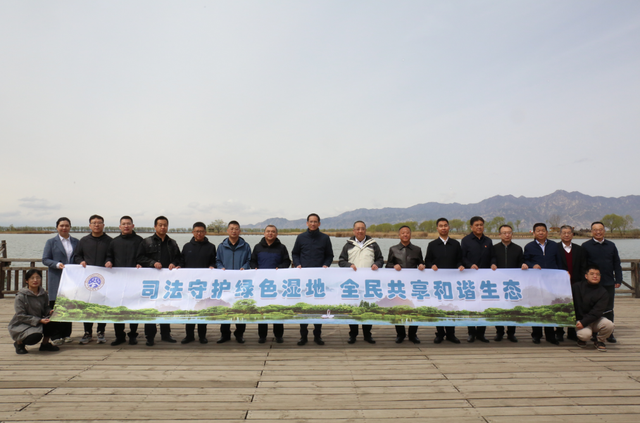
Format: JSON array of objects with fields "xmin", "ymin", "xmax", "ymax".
[{"xmin": 0, "ymin": 298, "xmax": 638, "ymax": 422}]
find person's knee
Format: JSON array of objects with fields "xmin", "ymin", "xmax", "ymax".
[
  {"xmin": 576, "ymin": 329, "xmax": 591, "ymax": 341},
  {"xmin": 23, "ymin": 333, "xmax": 43, "ymax": 345}
]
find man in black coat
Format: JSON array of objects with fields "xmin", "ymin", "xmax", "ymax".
[
  {"xmin": 556, "ymin": 225, "xmax": 587, "ymax": 342},
  {"xmin": 180, "ymin": 222, "xmax": 217, "ymax": 345},
  {"xmin": 105, "ymin": 215, "xmax": 144, "ymax": 345},
  {"xmin": 492, "ymin": 224, "xmax": 528, "ymax": 342},
  {"xmin": 250, "ymin": 224, "xmax": 291, "ymax": 343},
  {"xmin": 424, "ymin": 218, "xmax": 463, "ymax": 344},
  {"xmin": 460, "ymin": 216, "xmax": 495, "ymax": 343},
  {"xmin": 386, "ymin": 225, "xmax": 425, "ymax": 344},
  {"xmin": 291, "ymin": 213, "xmax": 333, "ymax": 346},
  {"xmin": 573, "ymin": 265, "xmax": 615, "ymax": 351},
  {"xmin": 136, "ymin": 216, "xmax": 182, "ymax": 346},
  {"xmin": 74, "ymin": 214, "xmax": 112, "ymax": 345},
  {"xmin": 581, "ymin": 221, "xmax": 623, "ymax": 343}
]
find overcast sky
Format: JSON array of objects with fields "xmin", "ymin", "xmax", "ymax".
[{"xmin": 1, "ymin": 0, "xmax": 639, "ymax": 228}]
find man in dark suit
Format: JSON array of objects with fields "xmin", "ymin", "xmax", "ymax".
[
  {"xmin": 424, "ymin": 218, "xmax": 464, "ymax": 344},
  {"xmin": 556, "ymin": 225, "xmax": 587, "ymax": 342},
  {"xmin": 42, "ymin": 217, "xmax": 79, "ymax": 345},
  {"xmin": 524, "ymin": 222, "xmax": 562, "ymax": 345}
]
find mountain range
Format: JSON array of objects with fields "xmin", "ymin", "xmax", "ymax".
[{"xmin": 246, "ymin": 190, "xmax": 640, "ymax": 230}]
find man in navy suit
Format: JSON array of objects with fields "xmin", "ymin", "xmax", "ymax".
[{"xmin": 42, "ymin": 217, "xmax": 79, "ymax": 345}]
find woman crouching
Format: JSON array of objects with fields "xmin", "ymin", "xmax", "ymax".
[{"xmin": 8, "ymin": 269, "xmax": 62, "ymax": 354}]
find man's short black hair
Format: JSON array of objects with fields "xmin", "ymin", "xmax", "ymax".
[
  {"xmin": 25, "ymin": 268, "xmax": 42, "ymax": 280},
  {"xmin": 307, "ymin": 213, "xmax": 320, "ymax": 222},
  {"xmin": 154, "ymin": 216, "xmax": 168, "ymax": 226},
  {"xmin": 56, "ymin": 217, "xmax": 71, "ymax": 228},
  {"xmin": 436, "ymin": 217, "xmax": 449, "ymax": 225},
  {"xmin": 560, "ymin": 225, "xmax": 573, "ymax": 232},
  {"xmin": 120, "ymin": 215, "xmax": 133, "ymax": 224},
  {"xmin": 193, "ymin": 222, "xmax": 206, "ymax": 230},
  {"xmin": 228, "ymin": 220, "xmax": 240, "ymax": 228},
  {"xmin": 398, "ymin": 225, "xmax": 411, "ymax": 232},
  {"xmin": 591, "ymin": 221, "xmax": 605, "ymax": 228},
  {"xmin": 265, "ymin": 224, "xmax": 278, "ymax": 233},
  {"xmin": 353, "ymin": 220, "xmax": 366, "ymax": 228},
  {"xmin": 585, "ymin": 264, "xmax": 600, "ymax": 274},
  {"xmin": 470, "ymin": 216, "xmax": 484, "ymax": 225},
  {"xmin": 533, "ymin": 222, "xmax": 547, "ymax": 231},
  {"xmin": 499, "ymin": 224, "xmax": 513, "ymax": 232},
  {"xmin": 89, "ymin": 214, "xmax": 104, "ymax": 223}
]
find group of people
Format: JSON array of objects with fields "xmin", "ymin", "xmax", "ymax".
[{"xmin": 8, "ymin": 213, "xmax": 621, "ymax": 354}]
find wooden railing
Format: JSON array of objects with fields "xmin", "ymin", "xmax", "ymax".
[{"xmin": 0, "ymin": 240, "xmax": 638, "ymax": 298}]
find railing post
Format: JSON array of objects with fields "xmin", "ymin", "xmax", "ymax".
[
  {"xmin": 631, "ymin": 261, "xmax": 639, "ymax": 299},
  {"xmin": 0, "ymin": 240, "xmax": 6, "ymax": 299}
]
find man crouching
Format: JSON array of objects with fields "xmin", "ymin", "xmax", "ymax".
[{"xmin": 572, "ymin": 265, "xmax": 615, "ymax": 351}]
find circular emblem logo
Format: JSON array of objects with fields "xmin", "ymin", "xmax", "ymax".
[{"xmin": 84, "ymin": 273, "xmax": 105, "ymax": 291}]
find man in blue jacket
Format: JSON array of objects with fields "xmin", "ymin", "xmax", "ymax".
[
  {"xmin": 42, "ymin": 217, "xmax": 79, "ymax": 345},
  {"xmin": 582, "ymin": 221, "xmax": 623, "ymax": 343},
  {"xmin": 292, "ymin": 213, "xmax": 334, "ymax": 346},
  {"xmin": 524, "ymin": 222, "xmax": 562, "ymax": 345},
  {"xmin": 216, "ymin": 220, "xmax": 251, "ymax": 344},
  {"xmin": 250, "ymin": 224, "xmax": 291, "ymax": 343}
]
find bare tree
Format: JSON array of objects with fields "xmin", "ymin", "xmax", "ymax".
[{"xmin": 547, "ymin": 213, "xmax": 562, "ymax": 229}]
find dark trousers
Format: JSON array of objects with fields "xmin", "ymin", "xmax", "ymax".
[
  {"xmin": 603, "ymin": 285, "xmax": 615, "ymax": 323},
  {"xmin": 114, "ymin": 323, "xmax": 138, "ymax": 341},
  {"xmin": 531, "ymin": 326, "xmax": 555, "ymax": 340},
  {"xmin": 220, "ymin": 324, "xmax": 246, "ymax": 339},
  {"xmin": 49, "ymin": 300, "xmax": 72, "ymax": 339},
  {"xmin": 258, "ymin": 324, "xmax": 284, "ymax": 339},
  {"xmin": 185, "ymin": 324, "xmax": 207, "ymax": 339},
  {"xmin": 22, "ymin": 322, "xmax": 62, "ymax": 345},
  {"xmin": 145, "ymin": 323, "xmax": 171, "ymax": 339},
  {"xmin": 395, "ymin": 325, "xmax": 417, "ymax": 338},
  {"xmin": 495, "ymin": 326, "xmax": 516, "ymax": 336},
  {"xmin": 349, "ymin": 324, "xmax": 372, "ymax": 338},
  {"xmin": 468, "ymin": 326, "xmax": 486, "ymax": 337},
  {"xmin": 300, "ymin": 324, "xmax": 322, "ymax": 338},
  {"xmin": 436, "ymin": 326, "xmax": 456, "ymax": 337},
  {"xmin": 83, "ymin": 322, "xmax": 107, "ymax": 334}
]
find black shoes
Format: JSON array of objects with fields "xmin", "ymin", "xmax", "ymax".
[
  {"xmin": 111, "ymin": 338, "xmax": 127, "ymax": 346},
  {"xmin": 447, "ymin": 336, "xmax": 461, "ymax": 344},
  {"xmin": 181, "ymin": 336, "xmax": 195, "ymax": 344},
  {"xmin": 314, "ymin": 337, "xmax": 324, "ymax": 345},
  {"xmin": 347, "ymin": 336, "xmax": 356, "ymax": 344},
  {"xmin": 236, "ymin": 337, "xmax": 245, "ymax": 344},
  {"xmin": 477, "ymin": 336, "xmax": 490, "ymax": 343},
  {"xmin": 395, "ymin": 336, "xmax": 405, "ymax": 344},
  {"xmin": 546, "ymin": 338, "xmax": 559, "ymax": 345},
  {"xmin": 199, "ymin": 337, "xmax": 208, "ymax": 344},
  {"xmin": 532, "ymin": 337, "xmax": 541, "ymax": 344},
  {"xmin": 364, "ymin": 337, "xmax": 376, "ymax": 344},
  {"xmin": 297, "ymin": 337, "xmax": 308, "ymax": 346},
  {"xmin": 434, "ymin": 335, "xmax": 444, "ymax": 344},
  {"xmin": 129, "ymin": 335, "xmax": 138, "ymax": 345},
  {"xmin": 607, "ymin": 335, "xmax": 617, "ymax": 343},
  {"xmin": 507, "ymin": 335, "xmax": 518, "ymax": 343},
  {"xmin": 14, "ymin": 342, "xmax": 28, "ymax": 354},
  {"xmin": 161, "ymin": 335, "xmax": 177, "ymax": 343},
  {"xmin": 556, "ymin": 334, "xmax": 565, "ymax": 343},
  {"xmin": 146, "ymin": 337, "xmax": 155, "ymax": 346},
  {"xmin": 275, "ymin": 337, "xmax": 284, "ymax": 344},
  {"xmin": 494, "ymin": 334, "xmax": 504, "ymax": 342},
  {"xmin": 217, "ymin": 337, "xmax": 231, "ymax": 344},
  {"xmin": 258, "ymin": 337, "xmax": 267, "ymax": 344},
  {"xmin": 409, "ymin": 336, "xmax": 421, "ymax": 344},
  {"xmin": 467, "ymin": 335, "xmax": 475, "ymax": 343},
  {"xmin": 39, "ymin": 343, "xmax": 60, "ymax": 352}
]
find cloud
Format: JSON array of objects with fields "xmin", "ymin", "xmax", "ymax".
[
  {"xmin": 0, "ymin": 211, "xmax": 20, "ymax": 218},
  {"xmin": 187, "ymin": 200, "xmax": 278, "ymax": 219},
  {"xmin": 19, "ymin": 197, "xmax": 61, "ymax": 211}
]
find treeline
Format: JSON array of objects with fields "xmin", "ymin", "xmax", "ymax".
[{"xmin": 368, "ymin": 217, "xmax": 524, "ymax": 233}]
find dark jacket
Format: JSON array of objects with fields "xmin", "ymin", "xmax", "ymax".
[
  {"xmin": 250, "ymin": 237, "xmax": 291, "ymax": 269},
  {"xmin": 572, "ymin": 280, "xmax": 609, "ymax": 326},
  {"xmin": 338, "ymin": 236, "xmax": 384, "ymax": 269},
  {"xmin": 385, "ymin": 242, "xmax": 424, "ymax": 269},
  {"xmin": 424, "ymin": 237, "xmax": 462, "ymax": 269},
  {"xmin": 493, "ymin": 242, "xmax": 524, "ymax": 269},
  {"xmin": 182, "ymin": 237, "xmax": 217, "ymax": 269},
  {"xmin": 292, "ymin": 229, "xmax": 334, "ymax": 268},
  {"xmin": 557, "ymin": 242, "xmax": 588, "ymax": 283},
  {"xmin": 524, "ymin": 239, "xmax": 561, "ymax": 269},
  {"xmin": 216, "ymin": 237, "xmax": 251, "ymax": 270},
  {"xmin": 581, "ymin": 239, "xmax": 623, "ymax": 287},
  {"xmin": 106, "ymin": 231, "xmax": 144, "ymax": 268},
  {"xmin": 136, "ymin": 233, "xmax": 182, "ymax": 268},
  {"xmin": 8, "ymin": 287, "xmax": 51, "ymax": 342},
  {"xmin": 461, "ymin": 233, "xmax": 495, "ymax": 269},
  {"xmin": 74, "ymin": 233, "xmax": 113, "ymax": 266}
]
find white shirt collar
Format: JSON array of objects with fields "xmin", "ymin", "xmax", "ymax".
[
  {"xmin": 439, "ymin": 237, "xmax": 449, "ymax": 245},
  {"xmin": 562, "ymin": 242, "xmax": 572, "ymax": 253},
  {"xmin": 593, "ymin": 238, "xmax": 605, "ymax": 244}
]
